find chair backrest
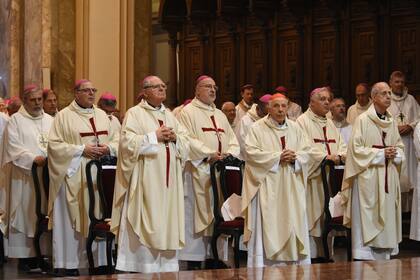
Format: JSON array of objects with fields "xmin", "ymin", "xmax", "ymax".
[
  {"xmin": 320, "ymin": 159, "xmax": 345, "ymax": 219},
  {"xmin": 210, "ymin": 155, "xmax": 245, "ymax": 223},
  {"xmin": 86, "ymin": 156, "xmax": 117, "ymax": 223},
  {"xmin": 31, "ymin": 161, "xmax": 49, "ymax": 219}
]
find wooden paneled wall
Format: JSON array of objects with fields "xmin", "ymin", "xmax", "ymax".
[{"xmin": 161, "ymin": 0, "xmax": 420, "ymax": 108}]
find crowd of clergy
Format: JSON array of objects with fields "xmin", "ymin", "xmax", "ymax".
[{"xmin": 0, "ymin": 70, "xmax": 419, "ymax": 276}]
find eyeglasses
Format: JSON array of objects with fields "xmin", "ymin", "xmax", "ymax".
[
  {"xmin": 77, "ymin": 88, "xmax": 97, "ymax": 94},
  {"xmin": 199, "ymin": 84, "xmax": 219, "ymax": 91},
  {"xmin": 144, "ymin": 83, "xmax": 167, "ymax": 90}
]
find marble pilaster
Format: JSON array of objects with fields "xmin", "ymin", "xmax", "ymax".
[{"xmin": 134, "ymin": 0, "xmax": 152, "ymax": 101}]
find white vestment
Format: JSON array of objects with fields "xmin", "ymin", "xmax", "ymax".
[
  {"xmin": 48, "ymin": 101, "xmax": 118, "ymax": 269},
  {"xmin": 247, "ymin": 194, "xmax": 311, "ymax": 267},
  {"xmin": 389, "ymin": 91, "xmax": 419, "ymax": 213},
  {"xmin": 178, "ymin": 99, "xmax": 239, "ymax": 262},
  {"xmin": 332, "ymin": 120, "xmax": 352, "ymax": 144},
  {"xmin": 410, "ymin": 123, "xmax": 420, "ymax": 240},
  {"xmin": 0, "ymin": 112, "xmax": 9, "ymax": 256},
  {"xmin": 351, "ymin": 181, "xmax": 398, "ymax": 260},
  {"xmin": 53, "ymin": 185, "xmax": 106, "ymax": 269},
  {"xmin": 1, "ymin": 108, "xmax": 53, "ymax": 258},
  {"xmin": 234, "ymin": 104, "xmax": 261, "ymax": 160},
  {"xmin": 109, "ymin": 114, "xmax": 121, "ymax": 132},
  {"xmin": 233, "ymin": 100, "xmax": 253, "ymax": 127},
  {"xmin": 347, "ymin": 100, "xmax": 372, "ymax": 125},
  {"xmin": 112, "ymin": 102, "xmax": 188, "ymax": 273}
]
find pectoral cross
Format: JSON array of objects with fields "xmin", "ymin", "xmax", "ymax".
[
  {"xmin": 38, "ymin": 133, "xmax": 48, "ymax": 152},
  {"xmin": 313, "ymin": 126, "xmax": 336, "ymax": 155},
  {"xmin": 79, "ymin": 117, "xmax": 108, "ymax": 146},
  {"xmin": 398, "ymin": 112, "xmax": 405, "ymax": 123},
  {"xmin": 158, "ymin": 119, "xmax": 170, "ymax": 188},
  {"xmin": 372, "ymin": 131, "xmax": 389, "ymax": 193},
  {"xmin": 39, "ymin": 134, "xmax": 48, "ymax": 147},
  {"xmin": 201, "ymin": 115, "xmax": 225, "ymax": 153}
]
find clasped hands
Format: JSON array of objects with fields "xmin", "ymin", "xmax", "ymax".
[
  {"xmin": 280, "ymin": 149, "xmax": 296, "ymax": 164},
  {"xmin": 208, "ymin": 152, "xmax": 230, "ymax": 164},
  {"xmin": 398, "ymin": 124, "xmax": 412, "ymax": 136},
  {"xmin": 83, "ymin": 143, "xmax": 110, "ymax": 159},
  {"xmin": 156, "ymin": 125, "xmax": 176, "ymax": 143},
  {"xmin": 384, "ymin": 146, "xmax": 398, "ymax": 160},
  {"xmin": 34, "ymin": 156, "xmax": 47, "ymax": 166}
]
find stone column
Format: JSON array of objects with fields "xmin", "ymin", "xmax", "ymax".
[
  {"xmin": 0, "ymin": 0, "xmax": 22, "ymax": 98},
  {"xmin": 134, "ymin": 0, "xmax": 152, "ymax": 102}
]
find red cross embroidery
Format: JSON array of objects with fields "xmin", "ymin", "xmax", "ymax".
[
  {"xmin": 372, "ymin": 131, "xmax": 389, "ymax": 193},
  {"xmin": 280, "ymin": 136, "xmax": 286, "ymax": 150},
  {"xmin": 79, "ymin": 117, "xmax": 108, "ymax": 145},
  {"xmin": 313, "ymin": 126, "xmax": 336, "ymax": 155},
  {"xmin": 201, "ymin": 115, "xmax": 225, "ymax": 153},
  {"xmin": 158, "ymin": 119, "xmax": 170, "ymax": 188}
]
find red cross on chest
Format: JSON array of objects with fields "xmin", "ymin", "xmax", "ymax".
[
  {"xmin": 158, "ymin": 119, "xmax": 171, "ymax": 188},
  {"xmin": 280, "ymin": 136, "xmax": 286, "ymax": 150},
  {"xmin": 79, "ymin": 117, "xmax": 108, "ymax": 145},
  {"xmin": 313, "ymin": 126, "xmax": 336, "ymax": 155},
  {"xmin": 201, "ymin": 115, "xmax": 225, "ymax": 153},
  {"xmin": 372, "ymin": 131, "xmax": 389, "ymax": 193}
]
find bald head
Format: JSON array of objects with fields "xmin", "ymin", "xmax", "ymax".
[
  {"xmin": 142, "ymin": 75, "xmax": 160, "ymax": 89},
  {"xmin": 268, "ymin": 95, "xmax": 288, "ymax": 124},
  {"xmin": 355, "ymin": 83, "xmax": 370, "ymax": 106},
  {"xmin": 221, "ymin": 101, "xmax": 236, "ymax": 125},
  {"xmin": 371, "ymin": 82, "xmax": 392, "ymax": 114}
]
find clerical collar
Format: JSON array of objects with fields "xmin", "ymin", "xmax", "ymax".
[
  {"xmin": 146, "ymin": 101, "xmax": 163, "ymax": 111},
  {"xmin": 73, "ymin": 100, "xmax": 94, "ymax": 114},
  {"xmin": 268, "ymin": 115, "xmax": 287, "ymax": 128},
  {"xmin": 75, "ymin": 101, "xmax": 93, "ymax": 110},
  {"xmin": 376, "ymin": 111, "xmax": 387, "ymax": 120}
]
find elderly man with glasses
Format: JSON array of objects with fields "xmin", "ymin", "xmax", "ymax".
[
  {"xmin": 110, "ymin": 75, "xmax": 190, "ymax": 273},
  {"xmin": 47, "ymin": 79, "xmax": 119, "ymax": 276},
  {"xmin": 178, "ymin": 75, "xmax": 239, "ymax": 269}
]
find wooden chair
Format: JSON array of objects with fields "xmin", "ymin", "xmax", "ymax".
[
  {"xmin": 210, "ymin": 155, "xmax": 245, "ymax": 268},
  {"xmin": 86, "ymin": 156, "xmax": 117, "ymax": 275},
  {"xmin": 320, "ymin": 159, "xmax": 352, "ymax": 262},
  {"xmin": 31, "ymin": 161, "xmax": 51, "ymax": 271}
]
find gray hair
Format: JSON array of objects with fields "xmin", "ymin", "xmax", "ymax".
[{"xmin": 371, "ymin": 82, "xmax": 389, "ymax": 98}]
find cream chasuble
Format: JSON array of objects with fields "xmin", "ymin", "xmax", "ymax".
[
  {"xmin": 110, "ymin": 101, "xmax": 189, "ymax": 273},
  {"xmin": 178, "ymin": 98, "xmax": 240, "ymax": 235},
  {"xmin": 341, "ymin": 105, "xmax": 403, "ymax": 258},
  {"xmin": 1, "ymin": 107, "xmax": 53, "ymax": 257},
  {"xmin": 296, "ymin": 109, "xmax": 347, "ymax": 238},
  {"xmin": 411, "ymin": 123, "xmax": 420, "ymax": 240},
  {"xmin": 234, "ymin": 104, "xmax": 261, "ymax": 160},
  {"xmin": 347, "ymin": 100, "xmax": 372, "ymax": 125},
  {"xmin": 242, "ymin": 116, "xmax": 311, "ymax": 263},
  {"xmin": 109, "ymin": 114, "xmax": 122, "ymax": 133},
  {"xmin": 111, "ymin": 100, "xmax": 188, "ymax": 249},
  {"xmin": 234, "ymin": 100, "xmax": 253, "ymax": 127},
  {"xmin": 47, "ymin": 101, "xmax": 119, "ymax": 237}
]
